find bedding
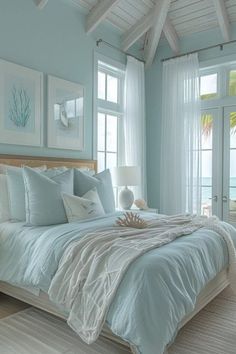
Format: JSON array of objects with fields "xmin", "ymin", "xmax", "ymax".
[
  {"xmin": 23, "ymin": 167, "xmax": 73, "ymax": 226},
  {"xmin": 62, "ymin": 188, "xmax": 105, "ymax": 222},
  {"xmin": 74, "ymin": 169, "xmax": 115, "ymax": 213},
  {"xmin": 0, "ymin": 213, "xmax": 236, "ymax": 354}
]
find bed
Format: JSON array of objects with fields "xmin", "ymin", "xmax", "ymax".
[{"xmin": 0, "ymin": 154, "xmax": 235, "ymax": 354}]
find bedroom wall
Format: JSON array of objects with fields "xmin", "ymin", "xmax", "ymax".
[
  {"xmin": 0, "ymin": 0, "xmax": 126, "ymax": 160},
  {"xmin": 146, "ymin": 25, "xmax": 236, "ymax": 210}
]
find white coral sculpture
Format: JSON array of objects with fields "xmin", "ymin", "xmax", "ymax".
[{"xmin": 116, "ymin": 212, "xmax": 148, "ymax": 229}]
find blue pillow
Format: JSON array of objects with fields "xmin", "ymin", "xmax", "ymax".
[
  {"xmin": 74, "ymin": 169, "xmax": 115, "ymax": 213},
  {"xmin": 23, "ymin": 167, "xmax": 73, "ymax": 226},
  {"xmin": 7, "ymin": 168, "xmax": 26, "ymax": 221}
]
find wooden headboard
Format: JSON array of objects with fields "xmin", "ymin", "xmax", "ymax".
[{"xmin": 0, "ymin": 154, "xmax": 97, "ymax": 172}]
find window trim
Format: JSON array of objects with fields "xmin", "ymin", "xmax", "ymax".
[{"xmin": 93, "ymin": 52, "xmax": 125, "ymax": 164}]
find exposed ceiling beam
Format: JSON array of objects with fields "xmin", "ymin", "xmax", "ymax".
[
  {"xmin": 86, "ymin": 0, "xmax": 121, "ymax": 34},
  {"xmin": 144, "ymin": 0, "xmax": 172, "ymax": 68},
  {"xmin": 163, "ymin": 17, "xmax": 180, "ymax": 55},
  {"xmin": 121, "ymin": 9, "xmax": 153, "ymax": 52},
  {"xmin": 35, "ymin": 0, "xmax": 48, "ymax": 9},
  {"xmin": 121, "ymin": 4, "xmax": 179, "ymax": 56},
  {"xmin": 212, "ymin": 0, "xmax": 230, "ymax": 41}
]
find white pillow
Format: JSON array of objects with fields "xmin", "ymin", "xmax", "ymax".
[
  {"xmin": 62, "ymin": 188, "xmax": 105, "ymax": 222},
  {"xmin": 0, "ymin": 175, "xmax": 11, "ymax": 222}
]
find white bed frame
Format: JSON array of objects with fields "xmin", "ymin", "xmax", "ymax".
[{"xmin": 0, "ymin": 155, "xmax": 230, "ymax": 354}]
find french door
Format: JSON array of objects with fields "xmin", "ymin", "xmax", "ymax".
[{"xmin": 201, "ymin": 106, "xmax": 236, "ymax": 226}]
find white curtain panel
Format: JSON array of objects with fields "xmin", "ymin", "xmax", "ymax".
[
  {"xmin": 123, "ymin": 56, "xmax": 147, "ymax": 199},
  {"xmin": 160, "ymin": 53, "xmax": 201, "ymax": 215}
]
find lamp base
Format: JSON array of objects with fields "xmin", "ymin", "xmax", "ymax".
[{"xmin": 119, "ymin": 187, "xmax": 134, "ymax": 210}]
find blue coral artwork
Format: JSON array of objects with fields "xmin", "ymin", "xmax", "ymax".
[
  {"xmin": 0, "ymin": 58, "xmax": 43, "ymax": 147},
  {"xmin": 5, "ymin": 75, "xmax": 35, "ymax": 133}
]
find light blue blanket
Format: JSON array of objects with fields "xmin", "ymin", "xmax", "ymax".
[{"xmin": 0, "ymin": 213, "xmax": 236, "ymax": 354}]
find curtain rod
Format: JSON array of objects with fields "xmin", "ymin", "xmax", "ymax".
[
  {"xmin": 96, "ymin": 39, "xmax": 145, "ymax": 63},
  {"xmin": 162, "ymin": 38, "xmax": 236, "ymax": 62}
]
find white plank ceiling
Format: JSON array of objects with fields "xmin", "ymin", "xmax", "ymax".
[
  {"xmin": 69, "ymin": 0, "xmax": 236, "ymax": 35},
  {"xmin": 36, "ymin": 0, "xmax": 236, "ymax": 66}
]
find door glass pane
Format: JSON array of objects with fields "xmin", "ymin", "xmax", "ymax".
[
  {"xmin": 200, "ymin": 73, "xmax": 217, "ymax": 100},
  {"xmin": 201, "ymin": 114, "xmax": 213, "ymax": 149},
  {"xmin": 201, "ymin": 148, "xmax": 212, "ymax": 216},
  {"xmin": 107, "ymin": 75, "xmax": 118, "ymax": 103},
  {"xmin": 201, "ymin": 186, "xmax": 212, "ymax": 216},
  {"xmin": 106, "ymin": 115, "xmax": 117, "ymax": 152},
  {"xmin": 97, "ymin": 152, "xmax": 105, "ymax": 172},
  {"xmin": 201, "ymin": 151, "xmax": 212, "ymax": 185},
  {"xmin": 98, "ymin": 71, "xmax": 106, "ymax": 100},
  {"xmin": 229, "ymin": 70, "xmax": 236, "ymax": 96},
  {"xmin": 97, "ymin": 113, "xmax": 105, "ymax": 151},
  {"xmin": 230, "ymin": 112, "xmax": 236, "ymax": 148},
  {"xmin": 229, "ymin": 133, "xmax": 236, "ymax": 223},
  {"xmin": 106, "ymin": 152, "xmax": 117, "ymax": 170}
]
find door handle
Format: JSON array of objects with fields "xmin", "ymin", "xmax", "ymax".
[
  {"xmin": 222, "ymin": 196, "xmax": 228, "ymax": 202},
  {"xmin": 209, "ymin": 196, "xmax": 218, "ymax": 202}
]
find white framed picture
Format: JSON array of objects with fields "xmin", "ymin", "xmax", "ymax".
[
  {"xmin": 0, "ymin": 59, "xmax": 43, "ymax": 146},
  {"xmin": 47, "ymin": 75, "xmax": 84, "ymax": 150}
]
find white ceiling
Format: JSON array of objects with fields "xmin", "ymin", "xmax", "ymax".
[
  {"xmin": 69, "ymin": 0, "xmax": 236, "ymax": 37},
  {"xmin": 36, "ymin": 0, "xmax": 236, "ymax": 66}
]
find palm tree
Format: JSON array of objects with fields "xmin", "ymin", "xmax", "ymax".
[{"xmin": 201, "ymin": 112, "xmax": 236, "ymax": 136}]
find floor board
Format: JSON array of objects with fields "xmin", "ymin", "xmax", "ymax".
[{"xmin": 1, "ymin": 287, "xmax": 236, "ymax": 353}]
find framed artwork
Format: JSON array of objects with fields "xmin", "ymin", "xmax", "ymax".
[
  {"xmin": 0, "ymin": 59, "xmax": 43, "ymax": 146},
  {"xmin": 47, "ymin": 75, "xmax": 84, "ymax": 150}
]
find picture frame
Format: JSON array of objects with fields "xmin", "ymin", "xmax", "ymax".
[
  {"xmin": 47, "ymin": 75, "xmax": 84, "ymax": 150},
  {"xmin": 0, "ymin": 59, "xmax": 43, "ymax": 146}
]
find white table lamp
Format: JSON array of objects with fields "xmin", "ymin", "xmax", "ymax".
[{"xmin": 113, "ymin": 166, "xmax": 140, "ymax": 210}]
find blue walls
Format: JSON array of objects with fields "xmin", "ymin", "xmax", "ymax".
[
  {"xmin": 146, "ymin": 25, "xmax": 236, "ymax": 209},
  {"xmin": 0, "ymin": 0, "xmax": 125, "ymax": 159}
]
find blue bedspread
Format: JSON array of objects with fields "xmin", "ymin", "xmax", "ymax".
[{"xmin": 0, "ymin": 213, "xmax": 236, "ymax": 354}]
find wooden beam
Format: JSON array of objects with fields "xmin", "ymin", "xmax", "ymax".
[
  {"xmin": 212, "ymin": 0, "xmax": 230, "ymax": 41},
  {"xmin": 35, "ymin": 0, "xmax": 48, "ymax": 10},
  {"xmin": 144, "ymin": 0, "xmax": 171, "ymax": 68},
  {"xmin": 86, "ymin": 0, "xmax": 121, "ymax": 34},
  {"xmin": 163, "ymin": 17, "xmax": 180, "ymax": 55},
  {"xmin": 121, "ymin": 9, "xmax": 153, "ymax": 51}
]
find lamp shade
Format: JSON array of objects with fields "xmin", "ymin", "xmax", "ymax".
[{"xmin": 112, "ymin": 166, "xmax": 140, "ymax": 187}]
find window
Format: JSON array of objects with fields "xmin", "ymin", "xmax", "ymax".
[
  {"xmin": 200, "ymin": 73, "xmax": 218, "ymax": 100},
  {"xmin": 229, "ymin": 70, "xmax": 236, "ymax": 96},
  {"xmin": 95, "ymin": 58, "xmax": 124, "ymax": 173}
]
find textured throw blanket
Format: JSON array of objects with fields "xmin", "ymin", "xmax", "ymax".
[{"xmin": 49, "ymin": 214, "xmax": 236, "ymax": 345}]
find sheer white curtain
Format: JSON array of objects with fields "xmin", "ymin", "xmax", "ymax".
[
  {"xmin": 160, "ymin": 53, "xmax": 201, "ymax": 215},
  {"xmin": 122, "ymin": 56, "xmax": 147, "ymax": 199}
]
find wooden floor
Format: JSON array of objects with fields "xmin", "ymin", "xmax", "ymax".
[
  {"xmin": 0, "ymin": 292, "xmax": 29, "ymax": 319},
  {"xmin": 1, "ymin": 287, "xmax": 236, "ymax": 354}
]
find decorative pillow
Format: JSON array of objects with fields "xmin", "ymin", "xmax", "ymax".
[
  {"xmin": 62, "ymin": 188, "xmax": 105, "ymax": 222},
  {"xmin": 7, "ymin": 168, "xmax": 26, "ymax": 221},
  {"xmin": 0, "ymin": 164, "xmax": 46, "ymax": 174},
  {"xmin": 43, "ymin": 167, "xmax": 68, "ymax": 178},
  {"xmin": 7, "ymin": 166, "xmax": 74, "ymax": 222},
  {"xmin": 0, "ymin": 175, "xmax": 11, "ymax": 222},
  {"xmin": 74, "ymin": 169, "xmax": 115, "ymax": 214},
  {"xmin": 23, "ymin": 167, "xmax": 74, "ymax": 226}
]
